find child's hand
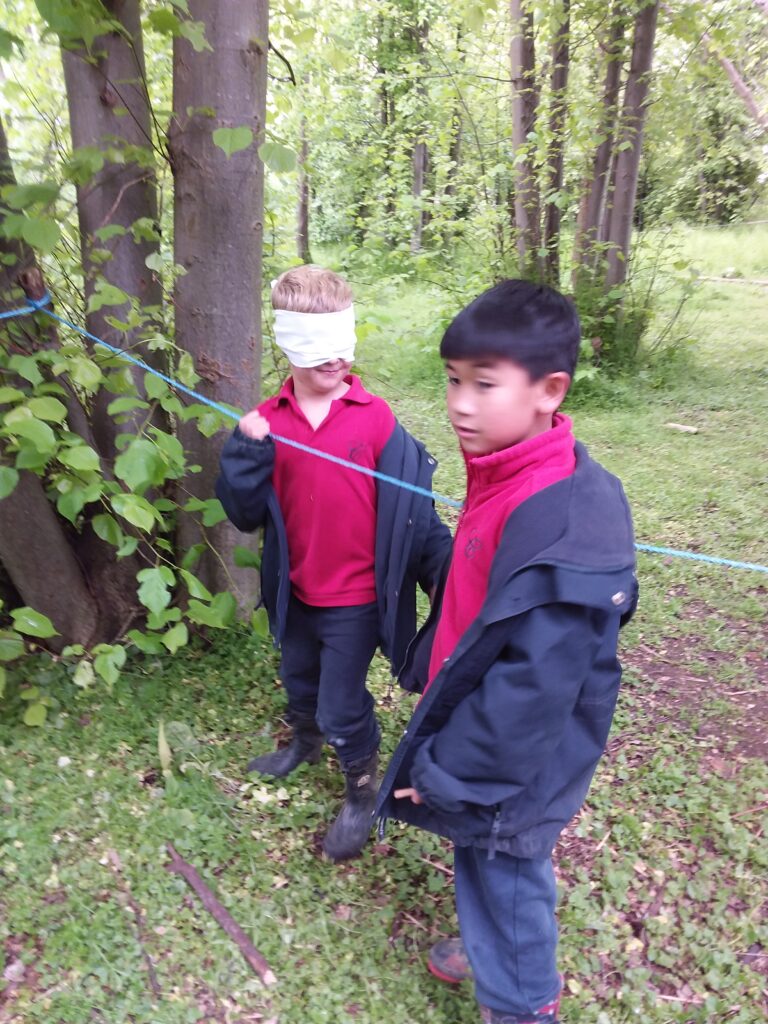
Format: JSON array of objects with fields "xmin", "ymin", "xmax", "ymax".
[
  {"xmin": 238, "ymin": 411, "xmax": 271, "ymax": 440},
  {"xmin": 394, "ymin": 787, "xmax": 423, "ymax": 804}
]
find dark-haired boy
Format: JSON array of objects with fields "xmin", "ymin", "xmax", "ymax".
[{"xmin": 375, "ymin": 280, "xmax": 637, "ymax": 1024}]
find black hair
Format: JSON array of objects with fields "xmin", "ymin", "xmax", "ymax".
[{"xmin": 439, "ymin": 279, "xmax": 581, "ymax": 380}]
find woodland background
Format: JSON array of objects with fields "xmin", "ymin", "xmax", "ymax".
[{"xmin": 0, "ymin": 2, "xmax": 767, "ymax": 1023}]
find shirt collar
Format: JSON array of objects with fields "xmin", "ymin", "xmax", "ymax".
[{"xmin": 274, "ymin": 373, "xmax": 372, "ymax": 407}]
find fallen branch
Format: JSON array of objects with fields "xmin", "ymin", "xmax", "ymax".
[{"xmin": 165, "ymin": 842, "xmax": 277, "ymax": 986}]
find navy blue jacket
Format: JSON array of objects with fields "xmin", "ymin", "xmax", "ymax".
[
  {"xmin": 375, "ymin": 442, "xmax": 638, "ymax": 859},
  {"xmin": 215, "ymin": 421, "xmax": 452, "ymax": 674}
]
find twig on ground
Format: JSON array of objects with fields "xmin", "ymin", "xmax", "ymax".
[
  {"xmin": 105, "ymin": 849, "xmax": 162, "ymax": 999},
  {"xmin": 165, "ymin": 842, "xmax": 277, "ymax": 986}
]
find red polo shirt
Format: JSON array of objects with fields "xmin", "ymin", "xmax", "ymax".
[
  {"xmin": 426, "ymin": 413, "xmax": 576, "ymax": 689},
  {"xmin": 258, "ymin": 375, "xmax": 396, "ymax": 606}
]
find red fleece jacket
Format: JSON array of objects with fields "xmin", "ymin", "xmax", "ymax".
[{"xmin": 426, "ymin": 413, "xmax": 576, "ymax": 688}]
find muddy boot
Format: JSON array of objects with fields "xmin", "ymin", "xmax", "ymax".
[
  {"xmin": 428, "ymin": 937, "xmax": 473, "ymax": 984},
  {"xmin": 247, "ymin": 720, "xmax": 324, "ymax": 778},
  {"xmin": 322, "ymin": 751, "xmax": 378, "ymax": 862}
]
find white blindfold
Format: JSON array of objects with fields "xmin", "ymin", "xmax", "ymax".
[{"xmin": 273, "ymin": 305, "xmax": 357, "ymax": 368}]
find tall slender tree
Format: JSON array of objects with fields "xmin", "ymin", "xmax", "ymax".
[{"xmin": 169, "ymin": 0, "xmax": 268, "ymax": 606}]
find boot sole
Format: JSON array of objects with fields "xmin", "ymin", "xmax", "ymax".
[{"xmin": 427, "ymin": 959, "xmax": 471, "ymax": 985}]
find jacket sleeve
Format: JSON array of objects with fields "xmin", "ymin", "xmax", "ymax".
[
  {"xmin": 416, "ymin": 507, "xmax": 452, "ymax": 594},
  {"xmin": 215, "ymin": 427, "xmax": 276, "ymax": 532},
  {"xmin": 409, "ymin": 603, "xmax": 608, "ymax": 813}
]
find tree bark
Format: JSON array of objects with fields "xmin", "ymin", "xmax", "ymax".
[
  {"xmin": 543, "ymin": 0, "xmax": 570, "ymax": 285},
  {"xmin": 571, "ymin": 2, "xmax": 625, "ymax": 285},
  {"xmin": 169, "ymin": 0, "xmax": 267, "ymax": 608},
  {"xmin": 702, "ymin": 32, "xmax": 768, "ymax": 130},
  {"xmin": 61, "ymin": 0, "xmax": 163, "ymax": 456},
  {"xmin": 604, "ymin": 0, "xmax": 659, "ymax": 289},
  {"xmin": 0, "ymin": 115, "xmax": 122, "ymax": 646},
  {"xmin": 510, "ymin": 0, "xmax": 542, "ymax": 277},
  {"xmin": 0, "ymin": 470, "xmax": 100, "ymax": 651}
]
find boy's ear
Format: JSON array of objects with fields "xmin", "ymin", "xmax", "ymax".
[{"xmin": 539, "ymin": 371, "xmax": 571, "ymax": 413}]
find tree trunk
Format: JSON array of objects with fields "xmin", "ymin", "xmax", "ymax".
[
  {"xmin": 61, "ymin": 0, "xmax": 163, "ymax": 456},
  {"xmin": 572, "ymin": 3, "xmax": 625, "ymax": 285},
  {"xmin": 604, "ymin": 1, "xmax": 659, "ymax": 289},
  {"xmin": 297, "ymin": 119, "xmax": 311, "ymax": 263},
  {"xmin": 169, "ymin": 0, "xmax": 267, "ymax": 608},
  {"xmin": 0, "ymin": 116, "xmax": 118, "ymax": 646},
  {"xmin": 410, "ymin": 141, "xmax": 428, "ymax": 253},
  {"xmin": 543, "ymin": 0, "xmax": 570, "ymax": 285},
  {"xmin": 510, "ymin": 0, "xmax": 542, "ymax": 277},
  {"xmin": 702, "ymin": 32, "xmax": 768, "ymax": 129},
  {"xmin": 0, "ymin": 469, "xmax": 100, "ymax": 651}
]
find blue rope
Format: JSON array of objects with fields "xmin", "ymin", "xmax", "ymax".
[
  {"xmin": 635, "ymin": 544, "xmax": 768, "ymax": 574},
  {"xmin": 3, "ymin": 293, "xmax": 767, "ymax": 572}
]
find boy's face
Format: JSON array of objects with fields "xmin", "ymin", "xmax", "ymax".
[
  {"xmin": 444, "ymin": 357, "xmax": 568, "ymax": 456},
  {"xmin": 290, "ymin": 358, "xmax": 352, "ymax": 396}
]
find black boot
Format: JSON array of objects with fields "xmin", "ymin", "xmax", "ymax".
[
  {"xmin": 322, "ymin": 751, "xmax": 378, "ymax": 862},
  {"xmin": 247, "ymin": 720, "xmax": 324, "ymax": 778}
]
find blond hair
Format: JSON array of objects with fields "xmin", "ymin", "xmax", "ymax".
[{"xmin": 271, "ymin": 264, "xmax": 353, "ymax": 314}]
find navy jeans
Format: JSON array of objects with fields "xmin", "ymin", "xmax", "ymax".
[
  {"xmin": 279, "ymin": 595, "xmax": 380, "ymax": 766},
  {"xmin": 454, "ymin": 846, "xmax": 560, "ymax": 1017}
]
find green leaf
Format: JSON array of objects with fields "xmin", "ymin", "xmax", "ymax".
[
  {"xmin": 0, "ymin": 27, "xmax": 25, "ymax": 58},
  {"xmin": 4, "ymin": 417, "xmax": 56, "ymax": 454},
  {"xmin": 0, "ymin": 467, "xmax": 19, "ymax": 499},
  {"xmin": 73, "ymin": 660, "xmax": 95, "ymax": 689},
  {"xmin": 187, "ymin": 591, "xmax": 237, "ymax": 629},
  {"xmin": 233, "ymin": 545, "xmax": 261, "ymax": 569},
  {"xmin": 158, "ymin": 719, "xmax": 173, "ymax": 773},
  {"xmin": 115, "ymin": 438, "xmax": 166, "ymax": 492},
  {"xmin": 10, "ymin": 607, "xmax": 58, "ymax": 639},
  {"xmin": 23, "ymin": 702, "xmax": 47, "ymax": 727},
  {"xmin": 213, "ymin": 126, "xmax": 254, "ymax": 158},
  {"xmin": 26, "ymin": 397, "xmax": 67, "ymax": 423},
  {"xmin": 0, "ymin": 630, "xmax": 24, "ymax": 661},
  {"xmin": 4, "ymin": 181, "xmax": 60, "ymax": 209},
  {"xmin": 147, "ymin": 8, "xmax": 180, "ymax": 34},
  {"xmin": 58, "ymin": 444, "xmax": 101, "ymax": 472},
  {"xmin": 86, "ymin": 282, "xmax": 129, "ymax": 313},
  {"xmin": 68, "ymin": 355, "xmax": 103, "ymax": 392},
  {"xmin": 0, "ymin": 387, "xmax": 26, "ymax": 404},
  {"xmin": 92, "ymin": 513, "xmax": 124, "ymax": 547},
  {"xmin": 20, "ymin": 217, "xmax": 61, "ymax": 253},
  {"xmin": 7, "ymin": 355, "xmax": 42, "ymax": 386},
  {"xmin": 180, "ymin": 569, "xmax": 212, "ymax": 601},
  {"xmin": 161, "ymin": 622, "xmax": 188, "ymax": 654},
  {"xmin": 111, "ymin": 493, "xmax": 160, "ymax": 532},
  {"xmin": 144, "ymin": 251, "xmax": 164, "ymax": 272},
  {"xmin": 176, "ymin": 352, "xmax": 199, "ymax": 386},
  {"xmin": 251, "ymin": 606, "xmax": 270, "ymax": 638},
  {"xmin": 136, "ymin": 567, "xmax": 173, "ymax": 616},
  {"xmin": 92, "ymin": 643, "xmax": 126, "ymax": 686},
  {"xmin": 179, "ymin": 18, "xmax": 211, "ymax": 52},
  {"xmin": 126, "ymin": 629, "xmax": 165, "ymax": 655},
  {"xmin": 258, "ymin": 142, "xmax": 297, "ymax": 174},
  {"xmin": 19, "ymin": 686, "xmax": 39, "ymax": 701},
  {"xmin": 107, "ymin": 396, "xmax": 150, "ymax": 415},
  {"xmin": 202, "ymin": 499, "xmax": 227, "ymax": 527}
]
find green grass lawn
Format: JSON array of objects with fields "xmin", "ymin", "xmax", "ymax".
[{"xmin": 2, "ymin": 227, "xmax": 767, "ymax": 1024}]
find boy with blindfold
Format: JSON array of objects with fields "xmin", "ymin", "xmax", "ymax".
[{"xmin": 216, "ymin": 265, "xmax": 450, "ymax": 861}]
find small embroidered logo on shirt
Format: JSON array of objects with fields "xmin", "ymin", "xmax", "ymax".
[{"xmin": 464, "ymin": 534, "xmax": 482, "ymax": 559}]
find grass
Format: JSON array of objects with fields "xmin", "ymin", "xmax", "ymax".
[{"xmin": 2, "ymin": 226, "xmax": 767, "ymax": 1023}]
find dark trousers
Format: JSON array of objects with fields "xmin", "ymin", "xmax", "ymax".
[
  {"xmin": 454, "ymin": 846, "xmax": 560, "ymax": 1016},
  {"xmin": 279, "ymin": 595, "xmax": 380, "ymax": 766}
]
